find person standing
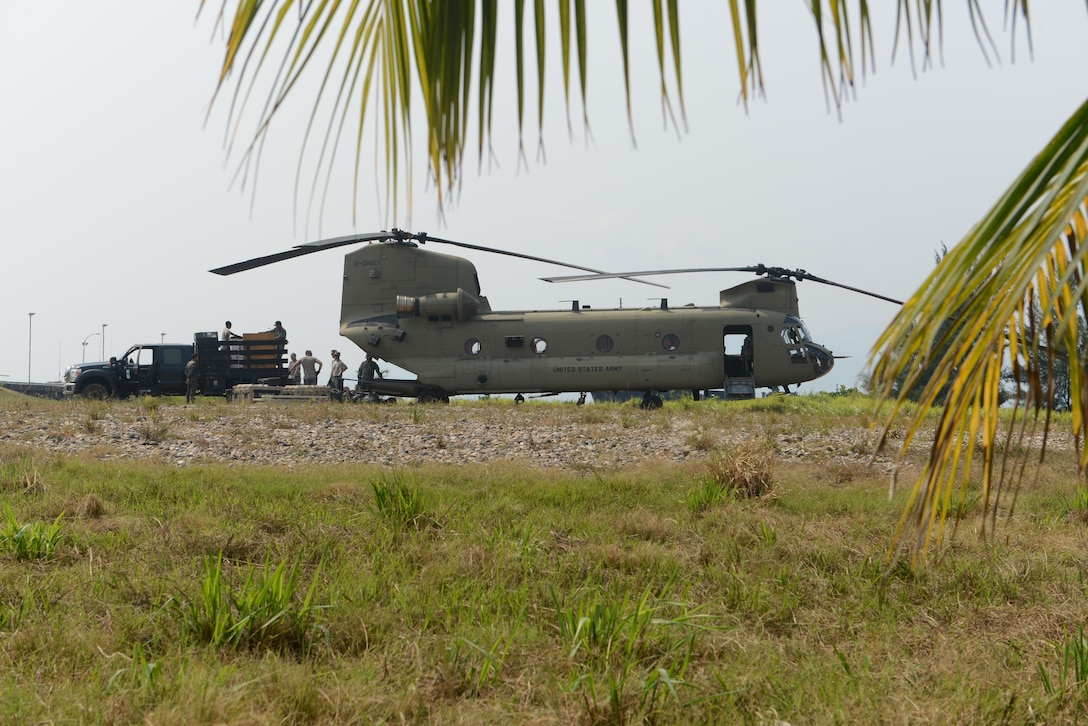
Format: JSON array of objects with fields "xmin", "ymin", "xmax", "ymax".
[
  {"xmin": 298, "ymin": 350, "xmax": 322, "ymax": 385},
  {"xmin": 271, "ymin": 321, "xmax": 287, "ymax": 339},
  {"xmin": 184, "ymin": 353, "xmax": 199, "ymax": 404},
  {"xmin": 358, "ymin": 353, "xmax": 382, "ymax": 401},
  {"xmin": 287, "ymin": 353, "xmax": 301, "ymax": 385},
  {"xmin": 328, "ymin": 350, "xmax": 348, "ymax": 393},
  {"xmin": 221, "ymin": 321, "xmax": 242, "ymax": 341},
  {"xmin": 221, "ymin": 320, "xmax": 244, "ymax": 367}
]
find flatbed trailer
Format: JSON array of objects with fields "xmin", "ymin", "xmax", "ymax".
[{"xmin": 193, "ymin": 332, "xmax": 288, "ymax": 395}]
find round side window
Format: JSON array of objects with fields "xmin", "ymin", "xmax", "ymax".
[
  {"xmin": 465, "ymin": 338, "xmax": 482, "ymax": 356},
  {"xmin": 531, "ymin": 337, "xmax": 548, "ymax": 355},
  {"xmin": 596, "ymin": 335, "xmax": 614, "ymax": 353},
  {"xmin": 662, "ymin": 333, "xmax": 680, "ymax": 351}
]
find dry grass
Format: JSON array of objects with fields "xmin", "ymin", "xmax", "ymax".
[
  {"xmin": 74, "ymin": 493, "xmax": 106, "ymax": 519},
  {"xmin": 706, "ymin": 441, "xmax": 776, "ymax": 499}
]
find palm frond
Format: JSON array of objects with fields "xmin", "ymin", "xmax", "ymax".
[
  {"xmin": 205, "ymin": 2, "xmax": 1022, "ymax": 223},
  {"xmin": 206, "ymin": 1, "xmax": 688, "ymax": 225},
  {"xmin": 871, "ymin": 98, "xmax": 1088, "ymax": 564}
]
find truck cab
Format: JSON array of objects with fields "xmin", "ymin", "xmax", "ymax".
[{"xmin": 64, "ymin": 344, "xmax": 191, "ymax": 398}]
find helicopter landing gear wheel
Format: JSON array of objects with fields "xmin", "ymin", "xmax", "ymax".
[
  {"xmin": 640, "ymin": 393, "xmax": 663, "ymax": 410},
  {"xmin": 418, "ymin": 389, "xmax": 448, "ymax": 404},
  {"xmin": 577, "ymin": 392, "xmax": 587, "ymax": 406},
  {"xmin": 514, "ymin": 394, "xmax": 525, "ymax": 404}
]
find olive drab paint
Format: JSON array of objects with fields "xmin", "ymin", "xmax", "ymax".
[{"xmin": 336, "ymin": 241, "xmax": 834, "ymax": 402}]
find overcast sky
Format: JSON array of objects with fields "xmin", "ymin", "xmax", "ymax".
[{"xmin": 2, "ymin": 3, "xmax": 1086, "ymax": 396}]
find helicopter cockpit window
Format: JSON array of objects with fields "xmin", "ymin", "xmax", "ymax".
[
  {"xmin": 662, "ymin": 333, "xmax": 680, "ymax": 351},
  {"xmin": 782, "ymin": 317, "xmax": 812, "ymax": 343},
  {"xmin": 596, "ymin": 335, "xmax": 614, "ymax": 353},
  {"xmin": 782, "ymin": 326, "xmax": 802, "ymax": 346},
  {"xmin": 465, "ymin": 338, "xmax": 482, "ymax": 356},
  {"xmin": 531, "ymin": 337, "xmax": 548, "ymax": 355},
  {"xmin": 781, "ymin": 320, "xmax": 811, "ymax": 362}
]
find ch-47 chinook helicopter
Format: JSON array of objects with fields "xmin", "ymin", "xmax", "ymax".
[{"xmin": 211, "ymin": 229, "xmax": 902, "ymax": 408}]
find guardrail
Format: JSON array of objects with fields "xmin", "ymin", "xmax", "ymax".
[{"xmin": 0, "ymin": 382, "xmax": 66, "ymax": 399}]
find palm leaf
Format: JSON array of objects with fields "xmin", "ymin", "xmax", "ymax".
[
  {"xmin": 871, "ymin": 98, "xmax": 1088, "ymax": 563},
  {"xmin": 205, "ymin": 3, "xmax": 985, "ymax": 222}
]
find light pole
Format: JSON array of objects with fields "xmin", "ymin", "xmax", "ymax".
[
  {"xmin": 27, "ymin": 313, "xmax": 35, "ymax": 385},
  {"xmin": 82, "ymin": 332, "xmax": 100, "ymax": 363},
  {"xmin": 160, "ymin": 332, "xmax": 165, "ymax": 343},
  {"xmin": 101, "ymin": 323, "xmax": 108, "ymax": 360}
]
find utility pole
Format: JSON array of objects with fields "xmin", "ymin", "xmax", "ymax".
[
  {"xmin": 27, "ymin": 312, "xmax": 35, "ymax": 385},
  {"xmin": 101, "ymin": 323, "xmax": 108, "ymax": 360}
]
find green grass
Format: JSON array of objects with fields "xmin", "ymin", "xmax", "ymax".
[
  {"xmin": 0, "ymin": 503, "xmax": 64, "ymax": 559},
  {"xmin": 172, "ymin": 550, "xmax": 327, "ymax": 654},
  {"xmin": 0, "ymin": 392, "xmax": 1086, "ymax": 723},
  {"xmin": 368, "ymin": 473, "xmax": 438, "ymax": 532}
]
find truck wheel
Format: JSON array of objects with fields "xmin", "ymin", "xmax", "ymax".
[{"xmin": 81, "ymin": 382, "xmax": 110, "ymax": 399}]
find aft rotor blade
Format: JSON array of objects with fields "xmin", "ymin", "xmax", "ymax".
[
  {"xmin": 209, "ymin": 232, "xmax": 397, "ymax": 276},
  {"xmin": 544, "ymin": 265, "xmax": 904, "ymax": 305},
  {"xmin": 413, "ymin": 232, "xmax": 668, "ymax": 288},
  {"xmin": 541, "ymin": 267, "xmax": 763, "ymax": 283}
]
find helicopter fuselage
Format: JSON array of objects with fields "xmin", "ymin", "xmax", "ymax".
[{"xmin": 338, "ymin": 242, "xmax": 834, "ymax": 399}]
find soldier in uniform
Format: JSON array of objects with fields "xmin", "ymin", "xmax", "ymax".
[
  {"xmin": 287, "ymin": 353, "xmax": 301, "ymax": 385},
  {"xmin": 298, "ymin": 350, "xmax": 322, "ymax": 385},
  {"xmin": 184, "ymin": 353, "xmax": 199, "ymax": 404},
  {"xmin": 358, "ymin": 353, "xmax": 382, "ymax": 402},
  {"xmin": 328, "ymin": 350, "xmax": 348, "ymax": 398}
]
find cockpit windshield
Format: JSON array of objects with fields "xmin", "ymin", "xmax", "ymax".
[{"xmin": 781, "ymin": 316, "xmax": 812, "ymax": 345}]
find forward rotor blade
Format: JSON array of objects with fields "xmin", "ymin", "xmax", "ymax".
[
  {"xmin": 792, "ymin": 271, "xmax": 904, "ymax": 305},
  {"xmin": 209, "ymin": 232, "xmax": 397, "ymax": 276}
]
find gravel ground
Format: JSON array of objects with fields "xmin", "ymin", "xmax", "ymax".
[{"xmin": 0, "ymin": 395, "xmax": 905, "ymax": 472}]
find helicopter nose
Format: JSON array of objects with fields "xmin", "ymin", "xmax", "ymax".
[{"xmin": 808, "ymin": 344, "xmax": 834, "ymax": 377}]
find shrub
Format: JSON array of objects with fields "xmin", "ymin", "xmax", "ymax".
[
  {"xmin": 688, "ymin": 442, "xmax": 775, "ymax": 513},
  {"xmin": 173, "ymin": 550, "xmax": 328, "ymax": 655},
  {"xmin": 137, "ymin": 417, "xmax": 170, "ymax": 443},
  {"xmin": 706, "ymin": 442, "xmax": 775, "ymax": 500},
  {"xmin": 1039, "ymin": 628, "xmax": 1088, "ymax": 707},
  {"xmin": 0, "ymin": 503, "xmax": 64, "ymax": 560},
  {"xmin": 369, "ymin": 475, "xmax": 438, "ymax": 532}
]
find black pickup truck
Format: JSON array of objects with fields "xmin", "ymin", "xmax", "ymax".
[{"xmin": 63, "ymin": 334, "xmax": 288, "ymax": 398}]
